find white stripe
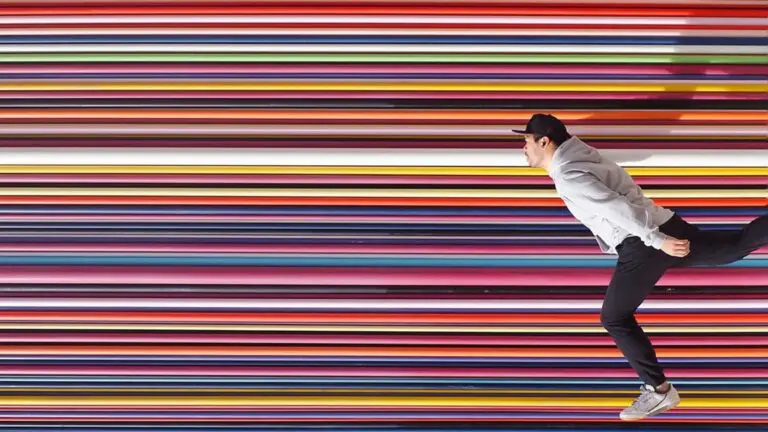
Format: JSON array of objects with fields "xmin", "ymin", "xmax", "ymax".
[
  {"xmin": 3, "ymin": 44, "xmax": 766, "ymax": 55},
  {"xmin": 0, "ymin": 298, "xmax": 765, "ymax": 310},
  {"xmin": 0, "ymin": 15, "xmax": 763, "ymax": 26},
  {"xmin": 0, "ymin": 29, "xmax": 760, "ymax": 37},
  {"xmin": 0, "ymin": 148, "xmax": 764, "ymax": 167}
]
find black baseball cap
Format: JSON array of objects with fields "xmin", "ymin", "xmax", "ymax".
[{"xmin": 512, "ymin": 113, "xmax": 569, "ymax": 138}]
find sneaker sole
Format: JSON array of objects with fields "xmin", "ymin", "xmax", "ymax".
[{"xmin": 620, "ymin": 398, "xmax": 680, "ymax": 421}]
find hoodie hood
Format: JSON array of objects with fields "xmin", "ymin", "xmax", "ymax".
[{"xmin": 548, "ymin": 136, "xmax": 603, "ymax": 179}]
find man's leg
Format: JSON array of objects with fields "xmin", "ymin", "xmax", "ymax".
[
  {"xmin": 669, "ymin": 212, "xmax": 768, "ymax": 268},
  {"xmin": 600, "ymin": 239, "xmax": 675, "ymax": 387},
  {"xmin": 603, "ymin": 238, "xmax": 683, "ymax": 421}
]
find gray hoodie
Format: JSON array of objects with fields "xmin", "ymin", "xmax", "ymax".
[{"xmin": 548, "ymin": 136, "xmax": 674, "ymax": 254}]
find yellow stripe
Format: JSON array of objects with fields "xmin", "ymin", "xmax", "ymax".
[
  {"xmin": 0, "ymin": 395, "xmax": 763, "ymax": 407},
  {"xmin": 2, "ymin": 82, "xmax": 765, "ymax": 92},
  {"xmin": 0, "ymin": 187, "xmax": 761, "ymax": 198},
  {"xmin": 0, "ymin": 166, "xmax": 763, "ymax": 176},
  {"xmin": 0, "ymin": 323, "xmax": 765, "ymax": 333}
]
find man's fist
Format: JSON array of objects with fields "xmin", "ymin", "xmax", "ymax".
[{"xmin": 661, "ymin": 236, "xmax": 690, "ymax": 258}]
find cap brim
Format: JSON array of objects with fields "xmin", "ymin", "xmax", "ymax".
[{"xmin": 511, "ymin": 129, "xmax": 529, "ymax": 134}]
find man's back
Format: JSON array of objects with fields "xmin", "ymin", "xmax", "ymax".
[{"xmin": 547, "ymin": 136, "xmax": 674, "ymax": 254}]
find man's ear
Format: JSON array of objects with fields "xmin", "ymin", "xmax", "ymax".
[{"xmin": 538, "ymin": 136, "xmax": 551, "ymax": 147}]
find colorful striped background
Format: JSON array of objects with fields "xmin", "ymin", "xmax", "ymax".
[{"xmin": 0, "ymin": 0, "xmax": 766, "ymax": 430}]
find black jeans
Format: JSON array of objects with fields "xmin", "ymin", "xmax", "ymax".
[{"xmin": 600, "ymin": 212, "xmax": 768, "ymax": 387}]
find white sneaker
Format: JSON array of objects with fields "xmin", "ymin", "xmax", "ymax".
[{"xmin": 619, "ymin": 382, "xmax": 680, "ymax": 421}]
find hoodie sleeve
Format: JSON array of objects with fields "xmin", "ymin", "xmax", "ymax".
[{"xmin": 559, "ymin": 171, "xmax": 669, "ymax": 250}]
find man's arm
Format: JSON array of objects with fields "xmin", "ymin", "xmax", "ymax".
[{"xmin": 559, "ymin": 171, "xmax": 669, "ymax": 250}]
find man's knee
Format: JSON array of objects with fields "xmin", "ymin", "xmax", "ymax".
[{"xmin": 600, "ymin": 306, "xmax": 633, "ymax": 332}]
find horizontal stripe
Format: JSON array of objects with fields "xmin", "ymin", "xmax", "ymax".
[
  {"xmin": 2, "ymin": 53, "xmax": 765, "ymax": 63},
  {"xmin": 0, "ymin": 244, "xmax": 764, "ymax": 254},
  {"xmin": 4, "ymin": 35, "xmax": 768, "ymax": 45},
  {"xmin": 2, "ymin": 28, "xmax": 762, "ymax": 37},
  {"xmin": 3, "ymin": 0, "xmax": 764, "ymax": 5},
  {"xmin": 0, "ymin": 394, "xmax": 764, "ymax": 407},
  {"xmin": 1, "ymin": 15, "xmax": 764, "ymax": 25},
  {"xmin": 4, "ymin": 297, "xmax": 767, "ymax": 311},
  {"xmin": 0, "ymin": 187, "xmax": 760, "ymax": 198},
  {"xmin": 0, "ymin": 166, "xmax": 760, "ymax": 175},
  {"xmin": 0, "ymin": 256, "xmax": 761, "ymax": 267},
  {"xmin": 0, "ymin": 149, "xmax": 764, "ymax": 167},
  {"xmin": 5, "ymin": 91, "xmax": 765, "ymax": 102},
  {"xmin": 0, "ymin": 346, "xmax": 765, "ymax": 357},
  {"xmin": 5, "ymin": 44, "xmax": 767, "ymax": 55},
  {"xmin": 1, "ymin": 109, "xmax": 765, "ymax": 122},
  {"xmin": 4, "ymin": 73, "xmax": 768, "ymax": 82},
  {"xmin": 1, "ymin": 323, "xmax": 766, "ymax": 334},
  {"xmin": 4, "ymin": 81, "xmax": 766, "ymax": 92},
  {"xmin": 4, "ymin": 388, "xmax": 768, "ymax": 396},
  {"xmin": 0, "ymin": 6, "xmax": 764, "ymax": 18},
  {"xmin": 0, "ymin": 332, "xmax": 763, "ymax": 344},
  {"xmin": 0, "ymin": 215, "xmax": 756, "ymax": 224},
  {"xmin": 3, "ymin": 65, "xmax": 766, "ymax": 76},
  {"xmin": 0, "ymin": 197, "xmax": 761, "ymax": 207},
  {"xmin": 2, "ymin": 125, "xmax": 767, "ymax": 138},
  {"xmin": 0, "ymin": 377, "xmax": 763, "ymax": 388},
  {"xmin": 0, "ymin": 174, "xmax": 763, "ymax": 185}
]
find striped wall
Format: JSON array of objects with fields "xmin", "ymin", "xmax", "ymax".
[{"xmin": 0, "ymin": 0, "xmax": 766, "ymax": 430}]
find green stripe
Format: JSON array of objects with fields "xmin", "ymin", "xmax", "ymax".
[{"xmin": 0, "ymin": 53, "xmax": 765, "ymax": 64}]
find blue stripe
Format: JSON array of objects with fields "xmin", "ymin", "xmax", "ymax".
[{"xmin": 0, "ymin": 255, "xmax": 762, "ymax": 267}]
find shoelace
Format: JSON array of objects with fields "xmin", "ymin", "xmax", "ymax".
[{"xmin": 632, "ymin": 385, "xmax": 656, "ymax": 408}]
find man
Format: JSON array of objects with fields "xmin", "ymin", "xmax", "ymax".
[{"xmin": 512, "ymin": 113, "xmax": 767, "ymax": 421}]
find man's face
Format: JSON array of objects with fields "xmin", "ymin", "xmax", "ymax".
[{"xmin": 522, "ymin": 134, "xmax": 548, "ymax": 168}]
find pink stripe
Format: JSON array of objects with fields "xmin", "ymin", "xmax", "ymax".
[
  {"xmin": 0, "ymin": 244, "xmax": 764, "ymax": 254},
  {"xmin": 0, "ymin": 91, "xmax": 764, "ymax": 100},
  {"xmin": 0, "ymin": 173, "xmax": 761, "ymax": 185},
  {"xmin": 0, "ymin": 333, "xmax": 762, "ymax": 346},
  {"xmin": 0, "ymin": 214, "xmax": 753, "ymax": 223},
  {"xmin": 1, "ymin": 139, "xmax": 765, "ymax": 150},
  {"xmin": 0, "ymin": 266, "xmax": 763, "ymax": 285},
  {"xmin": 0, "ymin": 365, "xmax": 762, "ymax": 378},
  {"xmin": 1, "ymin": 64, "xmax": 764, "ymax": 75}
]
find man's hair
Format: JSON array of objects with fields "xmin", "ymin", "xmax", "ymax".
[{"xmin": 534, "ymin": 130, "xmax": 571, "ymax": 147}]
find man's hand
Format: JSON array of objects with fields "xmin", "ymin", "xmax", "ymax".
[{"xmin": 661, "ymin": 236, "xmax": 690, "ymax": 257}]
